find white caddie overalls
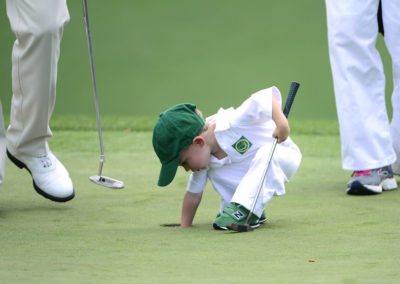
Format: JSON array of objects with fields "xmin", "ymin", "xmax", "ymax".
[
  {"xmin": 186, "ymin": 87, "xmax": 302, "ymax": 218},
  {"xmin": 0, "ymin": 0, "xmax": 69, "ymax": 184},
  {"xmin": 326, "ymin": 0, "xmax": 400, "ymax": 171}
]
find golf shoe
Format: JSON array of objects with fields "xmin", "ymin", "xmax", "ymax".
[
  {"xmin": 347, "ymin": 165, "xmax": 397, "ymax": 195},
  {"xmin": 7, "ymin": 149, "xmax": 74, "ymax": 202},
  {"xmin": 213, "ymin": 202, "xmax": 260, "ymax": 230}
]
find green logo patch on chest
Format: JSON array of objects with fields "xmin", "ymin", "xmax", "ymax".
[{"xmin": 232, "ymin": 136, "xmax": 252, "ymax": 154}]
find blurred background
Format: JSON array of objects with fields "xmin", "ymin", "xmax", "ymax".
[{"xmin": 0, "ymin": 0, "xmax": 393, "ymax": 123}]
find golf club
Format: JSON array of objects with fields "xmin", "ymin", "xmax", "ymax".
[
  {"xmin": 229, "ymin": 81, "xmax": 300, "ymax": 232},
  {"xmin": 82, "ymin": 0, "xmax": 124, "ymax": 189}
]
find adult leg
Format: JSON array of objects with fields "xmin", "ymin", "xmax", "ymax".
[
  {"xmin": 6, "ymin": 0, "xmax": 69, "ymax": 156},
  {"xmin": 382, "ymin": 0, "xmax": 400, "ymax": 174},
  {"xmin": 326, "ymin": 0, "xmax": 396, "ymax": 171},
  {"xmin": 5, "ymin": 0, "xmax": 74, "ymax": 202}
]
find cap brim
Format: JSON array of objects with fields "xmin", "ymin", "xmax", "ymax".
[{"xmin": 157, "ymin": 156, "xmax": 180, "ymax": 187}]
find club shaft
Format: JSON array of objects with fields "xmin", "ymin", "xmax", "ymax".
[
  {"xmin": 82, "ymin": 0, "xmax": 105, "ymax": 176},
  {"xmin": 245, "ymin": 139, "xmax": 277, "ymax": 224},
  {"xmin": 245, "ymin": 82, "xmax": 300, "ymax": 225}
]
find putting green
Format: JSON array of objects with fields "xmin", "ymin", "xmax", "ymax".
[
  {"xmin": 0, "ymin": 123, "xmax": 399, "ymax": 283},
  {"xmin": 0, "ymin": 0, "xmax": 397, "ymax": 282}
]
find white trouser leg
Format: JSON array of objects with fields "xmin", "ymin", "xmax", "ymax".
[
  {"xmin": 231, "ymin": 139, "xmax": 301, "ymax": 217},
  {"xmin": 5, "ymin": 0, "xmax": 69, "ymax": 156},
  {"xmin": 382, "ymin": 0, "xmax": 400, "ymax": 169},
  {"xmin": 326, "ymin": 0, "xmax": 396, "ymax": 170}
]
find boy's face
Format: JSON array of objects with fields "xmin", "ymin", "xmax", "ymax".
[{"xmin": 179, "ymin": 138, "xmax": 211, "ymax": 172}]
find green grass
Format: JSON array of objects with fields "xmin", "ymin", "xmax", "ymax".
[
  {"xmin": 1, "ymin": 113, "xmax": 341, "ymax": 134},
  {"xmin": 0, "ymin": 1, "xmax": 393, "ymax": 120},
  {"xmin": 0, "ymin": 0, "xmax": 397, "ymax": 282},
  {"xmin": 0, "ymin": 120, "xmax": 399, "ymax": 283}
]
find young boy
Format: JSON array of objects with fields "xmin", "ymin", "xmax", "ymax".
[{"xmin": 152, "ymin": 86, "xmax": 302, "ymax": 230}]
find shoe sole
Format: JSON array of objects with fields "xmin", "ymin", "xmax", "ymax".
[
  {"xmin": 213, "ymin": 223, "xmax": 228, "ymax": 230},
  {"xmin": 259, "ymin": 217, "xmax": 267, "ymax": 224},
  {"xmin": 347, "ymin": 178, "xmax": 398, "ymax": 196},
  {"xmin": 212, "ymin": 221, "xmax": 261, "ymax": 231},
  {"xmin": 7, "ymin": 150, "xmax": 75, "ymax": 203},
  {"xmin": 347, "ymin": 181, "xmax": 381, "ymax": 195}
]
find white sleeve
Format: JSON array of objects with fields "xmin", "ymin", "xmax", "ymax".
[
  {"xmin": 230, "ymin": 86, "xmax": 282, "ymax": 126},
  {"xmin": 186, "ymin": 170, "xmax": 208, "ymax": 193}
]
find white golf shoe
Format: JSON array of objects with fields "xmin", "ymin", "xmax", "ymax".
[{"xmin": 7, "ymin": 149, "xmax": 75, "ymax": 202}]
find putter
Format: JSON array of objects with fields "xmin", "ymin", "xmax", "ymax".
[
  {"xmin": 229, "ymin": 81, "xmax": 300, "ymax": 232},
  {"xmin": 83, "ymin": 0, "xmax": 124, "ymax": 189}
]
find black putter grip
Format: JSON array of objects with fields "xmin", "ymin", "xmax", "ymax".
[{"xmin": 283, "ymin": 82, "xmax": 300, "ymax": 118}]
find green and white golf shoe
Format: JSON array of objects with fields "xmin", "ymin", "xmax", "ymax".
[{"xmin": 213, "ymin": 202, "xmax": 264, "ymax": 230}]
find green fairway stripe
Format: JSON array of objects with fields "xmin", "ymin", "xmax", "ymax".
[
  {"xmin": 34, "ymin": 115, "xmax": 339, "ymax": 135},
  {"xmin": 2, "ymin": 114, "xmax": 340, "ymax": 134}
]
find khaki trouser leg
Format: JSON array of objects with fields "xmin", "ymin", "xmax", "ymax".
[{"xmin": 5, "ymin": 0, "xmax": 69, "ymax": 157}]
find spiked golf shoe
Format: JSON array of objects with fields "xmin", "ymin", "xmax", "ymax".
[{"xmin": 7, "ymin": 149, "xmax": 75, "ymax": 202}]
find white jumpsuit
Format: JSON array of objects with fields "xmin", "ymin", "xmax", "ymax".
[
  {"xmin": 186, "ymin": 87, "xmax": 302, "ymax": 218},
  {"xmin": 0, "ymin": 0, "xmax": 69, "ymax": 184},
  {"xmin": 326, "ymin": 0, "xmax": 400, "ymax": 172}
]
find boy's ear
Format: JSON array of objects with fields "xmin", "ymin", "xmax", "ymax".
[{"xmin": 193, "ymin": 136, "xmax": 205, "ymax": 146}]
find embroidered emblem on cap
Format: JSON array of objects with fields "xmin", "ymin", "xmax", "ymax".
[{"xmin": 232, "ymin": 136, "xmax": 252, "ymax": 155}]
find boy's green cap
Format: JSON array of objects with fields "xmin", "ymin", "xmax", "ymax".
[{"xmin": 152, "ymin": 103, "xmax": 205, "ymax": 187}]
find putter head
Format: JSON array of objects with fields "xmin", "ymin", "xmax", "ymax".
[
  {"xmin": 228, "ymin": 224, "xmax": 254, "ymax": 233},
  {"xmin": 89, "ymin": 175, "xmax": 124, "ymax": 189}
]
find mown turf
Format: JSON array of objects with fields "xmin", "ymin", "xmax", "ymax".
[
  {"xmin": 0, "ymin": 1, "xmax": 397, "ymax": 282},
  {"xmin": 0, "ymin": 125, "xmax": 399, "ymax": 284},
  {"xmin": 0, "ymin": 1, "xmax": 393, "ymax": 120}
]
